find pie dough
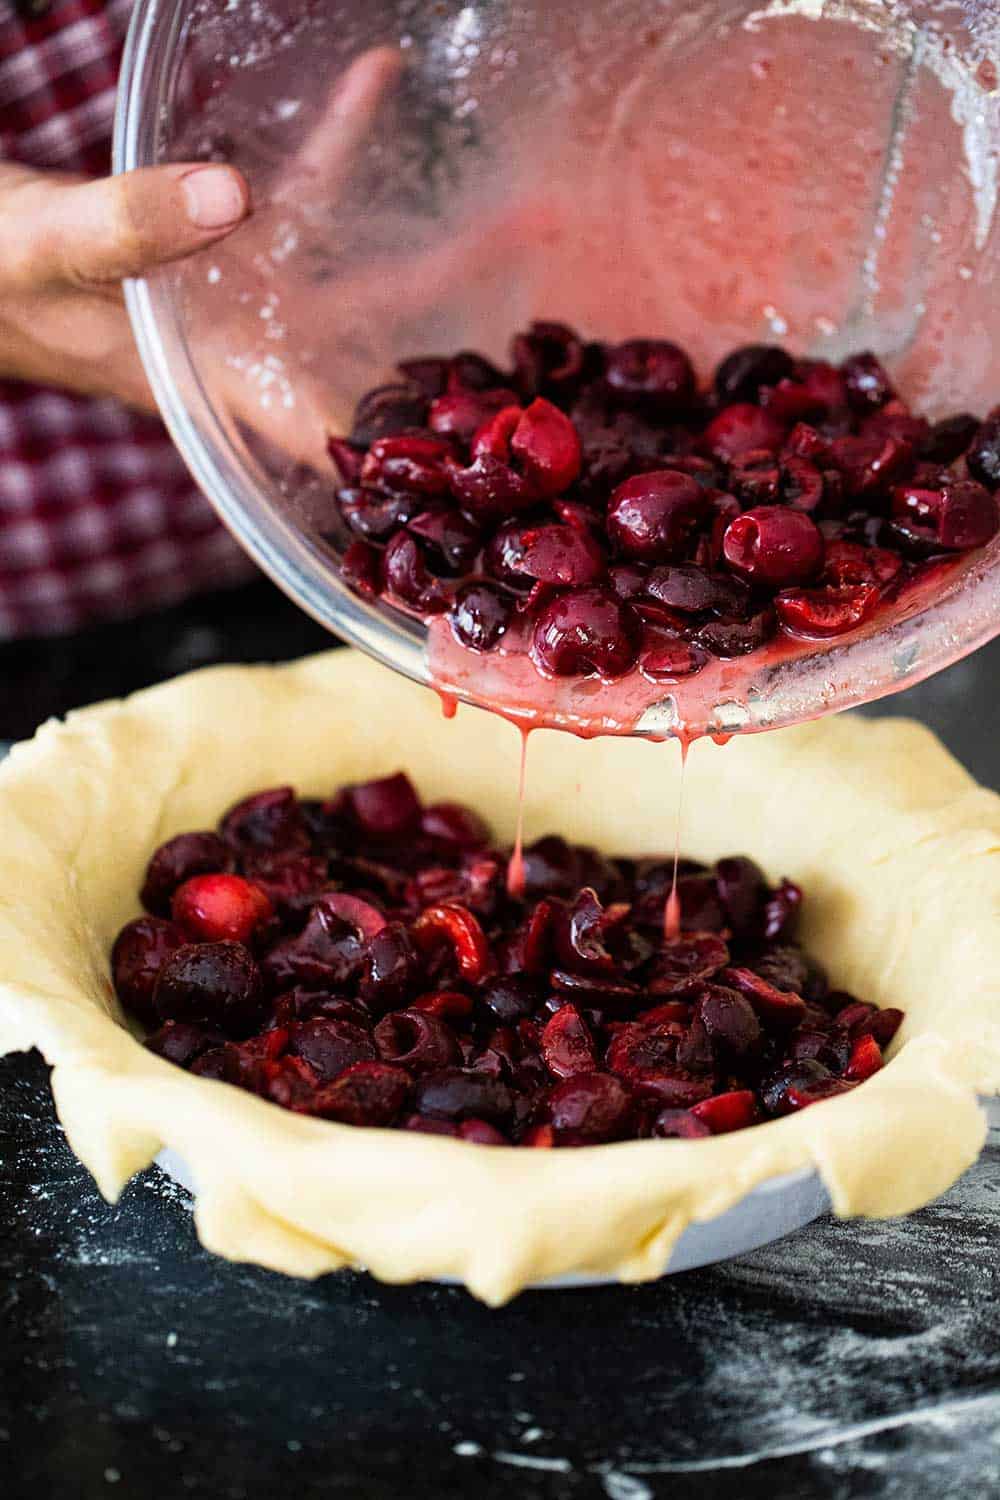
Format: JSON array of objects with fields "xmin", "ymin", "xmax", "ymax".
[{"xmin": 0, "ymin": 649, "xmax": 997, "ymax": 1304}]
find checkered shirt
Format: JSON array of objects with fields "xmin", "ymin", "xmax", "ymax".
[{"xmin": 0, "ymin": 0, "xmax": 252, "ymax": 639}]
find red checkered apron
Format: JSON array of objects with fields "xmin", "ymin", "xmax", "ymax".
[{"xmin": 0, "ymin": 0, "xmax": 253, "ymax": 638}]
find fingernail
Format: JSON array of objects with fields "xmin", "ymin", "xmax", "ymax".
[{"xmin": 182, "ymin": 167, "xmax": 246, "ymax": 230}]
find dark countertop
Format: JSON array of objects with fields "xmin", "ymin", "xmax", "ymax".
[{"xmin": 2, "ymin": 579, "xmax": 999, "ymax": 1500}]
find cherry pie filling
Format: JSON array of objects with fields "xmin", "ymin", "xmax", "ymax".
[
  {"xmin": 325, "ymin": 330, "xmax": 1000, "ymax": 684},
  {"xmin": 112, "ymin": 775, "xmax": 903, "ymax": 1144}
]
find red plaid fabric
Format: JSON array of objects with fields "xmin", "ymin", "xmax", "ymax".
[{"xmin": 0, "ymin": 0, "xmax": 253, "ymax": 639}]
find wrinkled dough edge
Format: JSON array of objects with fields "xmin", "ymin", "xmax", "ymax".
[{"xmin": 0, "ymin": 649, "xmax": 997, "ymax": 1305}]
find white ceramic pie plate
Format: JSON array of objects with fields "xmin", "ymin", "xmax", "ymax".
[
  {"xmin": 155, "ymin": 1147, "xmax": 831, "ymax": 1284},
  {"xmin": 156, "ymin": 1093, "xmax": 1000, "ymax": 1286}
]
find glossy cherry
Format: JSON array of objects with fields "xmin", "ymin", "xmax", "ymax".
[
  {"xmin": 374, "ymin": 1009, "xmax": 463, "ymax": 1073},
  {"xmin": 121, "ymin": 772, "xmax": 905, "ymax": 1145},
  {"xmin": 449, "ymin": 582, "xmax": 512, "ymax": 651},
  {"xmin": 604, "ymin": 339, "xmax": 695, "ymax": 412},
  {"xmin": 310, "ymin": 1062, "xmax": 411, "ymax": 1127},
  {"xmin": 723, "ymin": 507, "xmax": 823, "ymax": 587},
  {"xmin": 689, "ymin": 1089, "xmax": 758, "ymax": 1134},
  {"xmin": 361, "ymin": 434, "xmax": 452, "ymax": 496},
  {"xmin": 412, "ymin": 904, "xmax": 491, "ymax": 983},
  {"xmin": 287, "ymin": 1018, "xmax": 376, "ymax": 1081},
  {"xmin": 153, "ymin": 941, "xmax": 266, "ymax": 1038},
  {"xmin": 704, "ymin": 403, "xmax": 786, "ymax": 460},
  {"xmin": 530, "ymin": 587, "xmax": 641, "ymax": 679},
  {"xmin": 891, "ymin": 478, "xmax": 998, "ymax": 551},
  {"xmin": 841, "ymin": 352, "xmax": 894, "ymax": 413},
  {"xmin": 518, "ymin": 523, "xmax": 606, "ymax": 586},
  {"xmin": 775, "ymin": 583, "xmax": 881, "ymax": 638},
  {"xmin": 512, "ymin": 321, "xmax": 585, "ymax": 398},
  {"xmin": 509, "ymin": 398, "xmax": 583, "ymax": 496},
  {"xmin": 221, "ymin": 787, "xmax": 307, "ymax": 855},
  {"xmin": 171, "ymin": 874, "xmax": 274, "ymax": 945},
  {"xmin": 607, "ymin": 470, "xmax": 707, "ymax": 563},
  {"xmin": 715, "ymin": 345, "xmax": 795, "ymax": 404},
  {"xmin": 429, "ymin": 388, "xmax": 519, "ymax": 443},
  {"xmin": 548, "ymin": 1072, "xmax": 632, "ymax": 1144},
  {"xmin": 111, "ymin": 917, "xmax": 187, "ymax": 1026},
  {"xmin": 540, "ymin": 1004, "xmax": 598, "ymax": 1079},
  {"xmin": 141, "ymin": 832, "xmax": 231, "ymax": 916},
  {"xmin": 967, "ymin": 410, "xmax": 1000, "ymax": 490},
  {"xmin": 325, "ymin": 324, "xmax": 996, "ymax": 684}
]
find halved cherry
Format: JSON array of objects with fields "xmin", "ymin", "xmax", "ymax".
[
  {"xmin": 891, "ymin": 477, "xmax": 998, "ymax": 550},
  {"xmin": 321, "ymin": 893, "xmax": 388, "ymax": 941},
  {"xmin": 784, "ymin": 1076, "xmax": 857, "ymax": 1111},
  {"xmin": 410, "ymin": 990, "xmax": 476, "ymax": 1023},
  {"xmin": 635, "ymin": 1000, "xmax": 694, "ymax": 1026},
  {"xmin": 510, "ymin": 397, "xmax": 583, "ymax": 495},
  {"xmin": 309, "ymin": 1061, "xmax": 411, "ymax": 1127},
  {"xmin": 823, "ymin": 540, "xmax": 903, "ymax": 589},
  {"xmin": 718, "ymin": 966, "xmax": 806, "ymax": 1027},
  {"xmin": 428, "ymin": 387, "xmax": 519, "ymax": 443},
  {"xmin": 471, "ymin": 397, "xmax": 582, "ymax": 498},
  {"xmin": 646, "ymin": 934, "xmax": 731, "ymax": 993},
  {"xmin": 412, "ymin": 903, "xmax": 491, "ymax": 982},
  {"xmin": 341, "ymin": 539, "xmax": 380, "ymax": 597},
  {"xmin": 540, "ymin": 1004, "xmax": 598, "ymax": 1079},
  {"xmin": 689, "ymin": 1089, "xmax": 759, "ymax": 1134},
  {"xmin": 521, "ymin": 898, "xmax": 560, "ymax": 972},
  {"xmin": 844, "ymin": 1033, "xmax": 884, "ymax": 1081},
  {"xmin": 349, "ymin": 772, "xmax": 421, "ymax": 839},
  {"xmin": 360, "ymin": 434, "xmax": 452, "ymax": 495},
  {"xmin": 261, "ymin": 1054, "xmax": 321, "ymax": 1110},
  {"xmin": 651, "ymin": 1108, "xmax": 711, "ymax": 1139},
  {"xmin": 327, "ymin": 436, "xmax": 365, "ymax": 484},
  {"xmin": 775, "ymin": 582, "xmax": 881, "ymax": 638},
  {"xmin": 835, "ymin": 1001, "xmax": 877, "ymax": 1035},
  {"xmin": 866, "ymin": 1007, "xmax": 904, "ymax": 1047},
  {"xmin": 472, "ymin": 405, "xmax": 523, "ymax": 461},
  {"xmin": 760, "ymin": 380, "xmax": 825, "ymax": 426}
]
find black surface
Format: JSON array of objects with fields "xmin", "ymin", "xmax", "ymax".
[
  {"xmin": 0, "ymin": 580, "xmax": 330, "ymax": 742},
  {"xmin": 2, "ymin": 578, "xmax": 999, "ymax": 1500}
]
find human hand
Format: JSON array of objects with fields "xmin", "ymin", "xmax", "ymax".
[
  {"xmin": 0, "ymin": 47, "xmax": 409, "ymax": 471},
  {"xmin": 0, "ymin": 159, "xmax": 250, "ymax": 409},
  {"xmin": 0, "ymin": 46, "xmax": 546, "ymax": 478}
]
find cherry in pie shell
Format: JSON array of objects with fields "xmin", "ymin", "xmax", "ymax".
[{"xmin": 0, "ymin": 651, "xmax": 996, "ymax": 1302}]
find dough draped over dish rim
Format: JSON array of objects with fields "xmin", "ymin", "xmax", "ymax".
[{"xmin": 0, "ymin": 650, "xmax": 997, "ymax": 1304}]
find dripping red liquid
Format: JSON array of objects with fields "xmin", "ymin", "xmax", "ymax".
[
  {"xmin": 507, "ymin": 726, "xmax": 530, "ymax": 900},
  {"xmin": 664, "ymin": 736, "xmax": 690, "ymax": 941}
]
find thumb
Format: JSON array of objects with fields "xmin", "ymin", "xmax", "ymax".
[{"xmin": 13, "ymin": 163, "xmax": 250, "ymax": 288}]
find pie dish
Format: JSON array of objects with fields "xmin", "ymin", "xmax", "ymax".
[{"xmin": 0, "ymin": 650, "xmax": 997, "ymax": 1303}]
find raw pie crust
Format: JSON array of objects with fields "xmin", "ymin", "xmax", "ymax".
[{"xmin": 0, "ymin": 650, "xmax": 997, "ymax": 1304}]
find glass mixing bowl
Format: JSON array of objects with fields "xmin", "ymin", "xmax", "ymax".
[{"xmin": 114, "ymin": 0, "xmax": 1000, "ymax": 737}]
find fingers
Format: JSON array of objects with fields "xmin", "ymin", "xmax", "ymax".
[
  {"xmin": 278, "ymin": 46, "xmax": 404, "ymax": 203},
  {"xmin": 0, "ymin": 282, "xmax": 158, "ymax": 409},
  {"xmin": 1, "ymin": 164, "xmax": 251, "ymax": 290}
]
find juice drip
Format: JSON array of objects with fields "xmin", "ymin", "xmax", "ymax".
[
  {"xmin": 507, "ymin": 726, "xmax": 530, "ymax": 901},
  {"xmin": 664, "ymin": 735, "xmax": 690, "ymax": 942},
  {"xmin": 437, "ymin": 691, "xmax": 458, "ymax": 720}
]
